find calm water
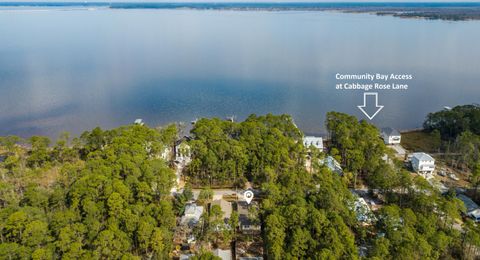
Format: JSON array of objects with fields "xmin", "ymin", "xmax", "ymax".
[{"xmin": 1, "ymin": 7, "xmax": 479, "ymax": 137}]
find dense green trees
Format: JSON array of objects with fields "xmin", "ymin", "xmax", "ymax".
[
  {"xmin": 423, "ymin": 104, "xmax": 480, "ymax": 172},
  {"xmin": 186, "ymin": 114, "xmax": 304, "ymax": 186},
  {"xmin": 424, "ymin": 104, "xmax": 480, "ymax": 140},
  {"xmin": 1, "ymin": 111, "xmax": 479, "ymax": 259},
  {"xmin": 325, "ymin": 111, "xmax": 479, "ymax": 259},
  {"xmin": 262, "ymin": 155, "xmax": 358, "ymax": 259},
  {"xmin": 0, "ymin": 124, "xmax": 176, "ymax": 259},
  {"xmin": 326, "ymin": 111, "xmax": 387, "ymax": 188}
]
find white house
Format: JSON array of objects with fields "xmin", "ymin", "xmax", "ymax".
[
  {"xmin": 134, "ymin": 118, "xmax": 144, "ymax": 126},
  {"xmin": 180, "ymin": 203, "xmax": 204, "ymax": 227},
  {"xmin": 381, "ymin": 127, "xmax": 401, "ymax": 145},
  {"xmin": 411, "ymin": 152, "xmax": 435, "ymax": 178},
  {"xmin": 457, "ymin": 194, "xmax": 480, "ymax": 222},
  {"xmin": 175, "ymin": 139, "xmax": 191, "ymax": 165},
  {"xmin": 303, "ymin": 136, "xmax": 323, "ymax": 150},
  {"xmin": 159, "ymin": 146, "xmax": 171, "ymax": 161}
]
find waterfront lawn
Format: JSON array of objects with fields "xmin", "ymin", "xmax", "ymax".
[{"xmin": 401, "ymin": 130, "xmax": 441, "ymax": 153}]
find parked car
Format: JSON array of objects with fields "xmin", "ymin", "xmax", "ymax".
[
  {"xmin": 438, "ymin": 170, "xmax": 447, "ymax": 177},
  {"xmin": 449, "ymin": 173, "xmax": 460, "ymax": 181}
]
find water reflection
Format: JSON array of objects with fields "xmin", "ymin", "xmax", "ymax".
[{"xmin": 0, "ymin": 9, "xmax": 479, "ymax": 137}]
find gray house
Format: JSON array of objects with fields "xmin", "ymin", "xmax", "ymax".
[{"xmin": 381, "ymin": 127, "xmax": 401, "ymax": 145}]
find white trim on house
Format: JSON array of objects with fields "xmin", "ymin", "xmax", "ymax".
[
  {"xmin": 411, "ymin": 152, "xmax": 435, "ymax": 178},
  {"xmin": 303, "ymin": 136, "xmax": 323, "ymax": 150},
  {"xmin": 381, "ymin": 127, "xmax": 401, "ymax": 145}
]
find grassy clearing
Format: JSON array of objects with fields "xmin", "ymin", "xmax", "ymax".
[{"xmin": 401, "ymin": 130, "xmax": 440, "ymax": 153}]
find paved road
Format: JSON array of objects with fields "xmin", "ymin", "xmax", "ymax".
[{"xmin": 190, "ymin": 188, "xmax": 260, "ymax": 201}]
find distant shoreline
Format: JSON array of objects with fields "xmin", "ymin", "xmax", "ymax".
[{"xmin": 2, "ymin": 2, "xmax": 480, "ymax": 21}]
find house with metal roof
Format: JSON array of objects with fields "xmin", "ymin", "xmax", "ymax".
[
  {"xmin": 411, "ymin": 152, "xmax": 435, "ymax": 178},
  {"xmin": 353, "ymin": 197, "xmax": 376, "ymax": 224},
  {"xmin": 381, "ymin": 127, "xmax": 401, "ymax": 145},
  {"xmin": 457, "ymin": 194, "xmax": 480, "ymax": 222},
  {"xmin": 181, "ymin": 203, "xmax": 204, "ymax": 227},
  {"xmin": 322, "ymin": 156, "xmax": 343, "ymax": 176}
]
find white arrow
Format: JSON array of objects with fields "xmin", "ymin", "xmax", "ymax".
[{"xmin": 357, "ymin": 92, "xmax": 384, "ymax": 120}]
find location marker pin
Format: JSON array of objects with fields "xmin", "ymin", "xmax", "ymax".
[{"xmin": 244, "ymin": 190, "xmax": 254, "ymax": 204}]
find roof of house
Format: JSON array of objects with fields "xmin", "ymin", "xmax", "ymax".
[
  {"xmin": 381, "ymin": 127, "xmax": 400, "ymax": 136},
  {"xmin": 352, "ymin": 196, "xmax": 375, "ymax": 223},
  {"xmin": 212, "ymin": 199, "xmax": 232, "ymax": 220},
  {"xmin": 175, "ymin": 136, "xmax": 192, "ymax": 146},
  {"xmin": 412, "ymin": 152, "xmax": 434, "ymax": 162},
  {"xmin": 213, "ymin": 249, "xmax": 232, "ymax": 260},
  {"xmin": 238, "ymin": 201, "xmax": 260, "ymax": 228},
  {"xmin": 457, "ymin": 194, "xmax": 480, "ymax": 213},
  {"xmin": 323, "ymin": 156, "xmax": 343, "ymax": 175},
  {"xmin": 304, "ymin": 136, "xmax": 323, "ymax": 142},
  {"xmin": 470, "ymin": 209, "xmax": 480, "ymax": 219},
  {"xmin": 181, "ymin": 203, "xmax": 204, "ymax": 226},
  {"xmin": 238, "ymin": 201, "xmax": 248, "ymax": 214}
]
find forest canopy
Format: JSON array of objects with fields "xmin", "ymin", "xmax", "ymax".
[
  {"xmin": 423, "ymin": 104, "xmax": 480, "ymax": 140},
  {"xmin": 0, "ymin": 112, "xmax": 479, "ymax": 259},
  {"xmin": 0, "ymin": 125, "xmax": 176, "ymax": 259}
]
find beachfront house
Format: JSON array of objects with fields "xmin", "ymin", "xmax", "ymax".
[
  {"xmin": 303, "ymin": 136, "xmax": 324, "ymax": 150},
  {"xmin": 411, "ymin": 152, "xmax": 435, "ymax": 178},
  {"xmin": 457, "ymin": 194, "xmax": 480, "ymax": 222},
  {"xmin": 381, "ymin": 127, "xmax": 401, "ymax": 145},
  {"xmin": 181, "ymin": 203, "xmax": 204, "ymax": 227},
  {"xmin": 175, "ymin": 139, "xmax": 191, "ymax": 165},
  {"xmin": 134, "ymin": 118, "xmax": 144, "ymax": 126}
]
